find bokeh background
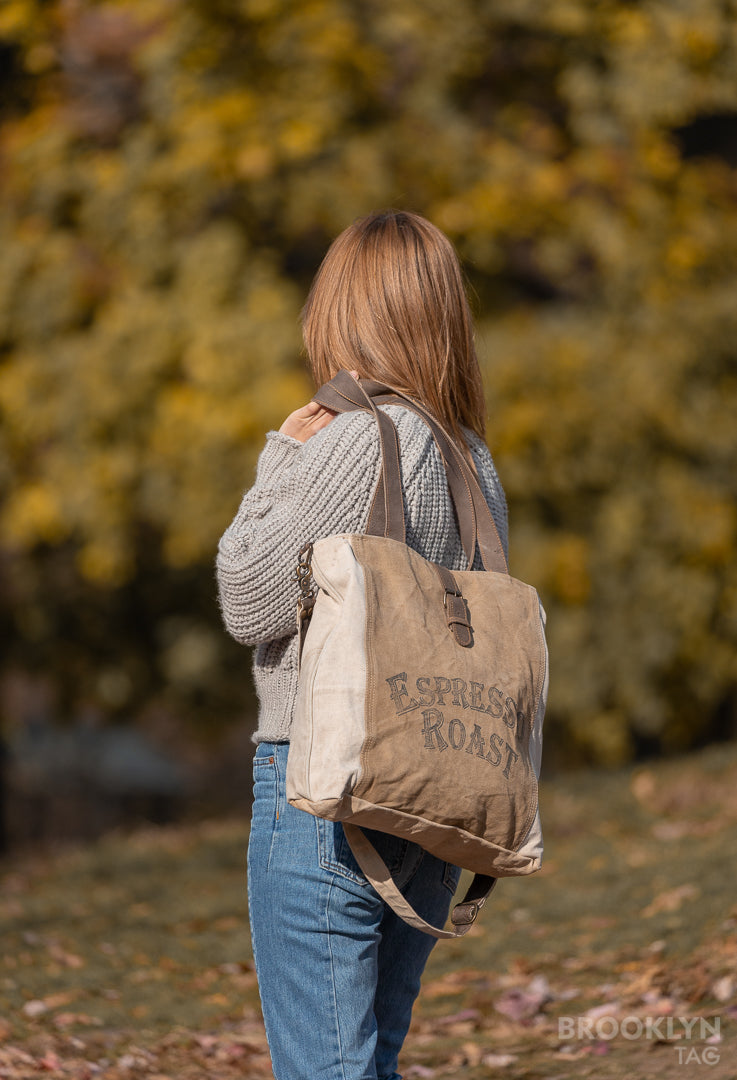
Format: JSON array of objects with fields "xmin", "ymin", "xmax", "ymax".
[{"xmin": 1, "ymin": 0, "xmax": 736, "ymax": 850}]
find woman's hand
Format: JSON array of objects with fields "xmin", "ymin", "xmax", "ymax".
[
  {"xmin": 279, "ymin": 371, "xmax": 359, "ymax": 443},
  {"xmin": 279, "ymin": 401, "xmax": 338, "ymax": 443}
]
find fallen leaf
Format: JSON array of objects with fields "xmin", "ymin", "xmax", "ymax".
[
  {"xmin": 43, "ymin": 991, "xmax": 78, "ymax": 1009},
  {"xmin": 495, "ymin": 975, "xmax": 551, "ymax": 1022},
  {"xmin": 712, "ymin": 976, "xmax": 734, "ymax": 1003},
  {"xmin": 22, "ymin": 1000, "xmax": 47, "ymax": 1018},
  {"xmin": 38, "ymin": 1051, "xmax": 62, "ymax": 1071},
  {"xmin": 584, "ymin": 1002, "xmax": 620, "ymax": 1021},
  {"xmin": 53, "ymin": 1012, "xmax": 104, "ymax": 1028},
  {"xmin": 641, "ymin": 884, "xmax": 699, "ymax": 918},
  {"xmin": 460, "ymin": 1040, "xmax": 484, "ymax": 1066},
  {"xmin": 436, "ymin": 1009, "xmax": 480, "ymax": 1026},
  {"xmin": 48, "ymin": 944, "xmax": 85, "ymax": 968},
  {"xmin": 204, "ymin": 993, "xmax": 230, "ymax": 1006},
  {"xmin": 194, "ymin": 1034, "xmax": 219, "ymax": 1050},
  {"xmin": 590, "ymin": 1041, "xmax": 611, "ymax": 1056},
  {"xmin": 631, "ymin": 769, "xmax": 656, "ymax": 804}
]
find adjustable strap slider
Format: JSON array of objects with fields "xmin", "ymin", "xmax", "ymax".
[{"xmin": 444, "ymin": 590, "xmax": 472, "ymax": 647}]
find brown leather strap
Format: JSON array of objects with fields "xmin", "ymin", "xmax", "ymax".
[
  {"xmin": 343, "ymin": 823, "xmax": 497, "ymax": 939},
  {"xmin": 312, "ymin": 372, "xmax": 508, "ymax": 573},
  {"xmin": 378, "ymin": 394, "xmax": 508, "ymax": 574},
  {"xmin": 314, "ymin": 375, "xmax": 477, "ymax": 647},
  {"xmin": 372, "ymin": 399, "xmax": 479, "ymax": 568},
  {"xmin": 314, "ymin": 374, "xmax": 468, "ymax": 555},
  {"xmin": 362, "ymin": 382, "xmax": 482, "ymax": 568},
  {"xmin": 313, "ymin": 374, "xmax": 405, "ymax": 543}
]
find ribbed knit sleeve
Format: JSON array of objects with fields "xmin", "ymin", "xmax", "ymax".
[{"xmin": 216, "ymin": 412, "xmax": 381, "ymax": 647}]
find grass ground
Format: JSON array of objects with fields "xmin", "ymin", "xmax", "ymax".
[{"xmin": 1, "ymin": 743, "xmax": 736, "ymax": 1079}]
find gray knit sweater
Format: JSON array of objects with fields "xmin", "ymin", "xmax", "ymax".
[{"xmin": 216, "ymin": 405, "xmax": 509, "ymax": 744}]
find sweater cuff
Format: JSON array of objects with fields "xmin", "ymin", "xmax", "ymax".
[{"xmin": 254, "ymin": 430, "xmax": 302, "ymax": 487}]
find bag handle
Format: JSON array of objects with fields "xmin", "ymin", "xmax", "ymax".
[
  {"xmin": 343, "ymin": 823, "xmax": 497, "ymax": 939},
  {"xmin": 313, "ymin": 372, "xmax": 474, "ymax": 564},
  {"xmin": 312, "ymin": 372, "xmax": 508, "ymax": 574},
  {"xmin": 376, "ymin": 392, "xmax": 509, "ymax": 575},
  {"xmin": 313, "ymin": 372, "xmax": 407, "ymax": 545}
]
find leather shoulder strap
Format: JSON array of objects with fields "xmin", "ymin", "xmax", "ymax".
[
  {"xmin": 377, "ymin": 394, "xmax": 508, "ymax": 574},
  {"xmin": 343, "ymin": 823, "xmax": 496, "ymax": 939},
  {"xmin": 313, "ymin": 372, "xmax": 507, "ymax": 574},
  {"xmin": 312, "ymin": 373, "xmax": 404, "ymax": 542}
]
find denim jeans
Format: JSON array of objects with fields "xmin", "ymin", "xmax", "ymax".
[{"xmin": 247, "ymin": 741, "xmax": 461, "ymax": 1080}]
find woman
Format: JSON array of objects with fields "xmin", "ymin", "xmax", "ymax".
[{"xmin": 216, "ymin": 210, "xmax": 509, "ymax": 1080}]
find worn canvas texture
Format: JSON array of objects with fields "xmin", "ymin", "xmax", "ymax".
[{"xmin": 287, "ymin": 533, "xmax": 548, "ymax": 877}]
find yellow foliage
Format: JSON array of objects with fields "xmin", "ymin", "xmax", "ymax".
[
  {"xmin": 572, "ymin": 709, "xmax": 634, "ymax": 768},
  {"xmin": 608, "ymin": 10, "xmax": 653, "ymax": 48},
  {"xmin": 0, "ymin": 0, "xmax": 36, "ymax": 37},
  {"xmin": 550, "ymin": 536, "xmax": 591, "ymax": 606},
  {"xmin": 2, "ymin": 483, "xmax": 68, "ymax": 546},
  {"xmin": 1, "ymin": 0, "xmax": 736, "ymax": 755},
  {"xmin": 77, "ymin": 539, "xmax": 134, "ymax": 587}
]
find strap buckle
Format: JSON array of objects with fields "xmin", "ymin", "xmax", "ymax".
[
  {"xmin": 443, "ymin": 589, "xmax": 473, "ymax": 648},
  {"xmin": 451, "ymin": 900, "xmax": 480, "ymax": 926}
]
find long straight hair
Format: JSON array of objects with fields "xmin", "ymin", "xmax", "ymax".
[{"xmin": 301, "ymin": 210, "xmax": 486, "ymax": 446}]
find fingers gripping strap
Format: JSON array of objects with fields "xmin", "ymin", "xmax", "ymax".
[{"xmin": 343, "ymin": 824, "xmax": 496, "ymax": 939}]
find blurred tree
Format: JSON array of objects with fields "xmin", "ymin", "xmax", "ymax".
[{"xmin": 0, "ymin": 0, "xmax": 735, "ymax": 764}]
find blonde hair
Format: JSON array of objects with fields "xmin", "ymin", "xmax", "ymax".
[{"xmin": 301, "ymin": 210, "xmax": 486, "ymax": 445}]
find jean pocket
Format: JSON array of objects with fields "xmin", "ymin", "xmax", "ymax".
[
  {"xmin": 253, "ymin": 740, "xmax": 278, "ymax": 773},
  {"xmin": 251, "ymin": 748, "xmax": 280, "ymax": 834},
  {"xmin": 442, "ymin": 861, "xmax": 462, "ymax": 896},
  {"xmin": 317, "ymin": 821, "xmax": 408, "ymax": 887}
]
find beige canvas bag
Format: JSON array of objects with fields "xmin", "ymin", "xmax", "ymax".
[{"xmin": 286, "ymin": 372, "xmax": 548, "ymax": 938}]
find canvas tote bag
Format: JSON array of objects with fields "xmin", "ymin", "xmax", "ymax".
[{"xmin": 286, "ymin": 372, "xmax": 548, "ymax": 938}]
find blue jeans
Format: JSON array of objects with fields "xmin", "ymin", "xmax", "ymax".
[{"xmin": 247, "ymin": 741, "xmax": 461, "ymax": 1080}]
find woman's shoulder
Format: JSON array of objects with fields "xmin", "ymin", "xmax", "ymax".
[
  {"xmin": 381, "ymin": 406, "xmax": 504, "ymax": 485},
  {"xmin": 303, "ymin": 404, "xmax": 434, "ymax": 464},
  {"xmin": 299, "ymin": 405, "xmax": 504, "ymax": 496},
  {"xmin": 463, "ymin": 426, "xmax": 503, "ymax": 480},
  {"xmin": 298, "ymin": 407, "xmax": 381, "ymax": 460}
]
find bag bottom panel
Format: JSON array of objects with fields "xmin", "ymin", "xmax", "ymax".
[{"xmin": 288, "ymin": 793, "xmax": 542, "ymax": 877}]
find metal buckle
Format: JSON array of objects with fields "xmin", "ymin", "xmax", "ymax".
[{"xmin": 451, "ymin": 901, "xmax": 479, "ymax": 926}]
